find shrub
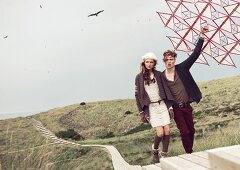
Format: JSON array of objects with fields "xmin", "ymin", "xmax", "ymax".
[
  {"xmin": 80, "ymin": 102, "xmax": 86, "ymax": 105},
  {"xmin": 233, "ymin": 111, "xmax": 240, "ymax": 115},
  {"xmin": 95, "ymin": 128, "xmax": 114, "ymax": 139},
  {"xmin": 0, "ymin": 139, "xmax": 6, "ymax": 145},
  {"xmin": 55, "ymin": 129, "xmax": 85, "ymax": 141},
  {"xmin": 124, "ymin": 110, "xmax": 133, "ymax": 115}
]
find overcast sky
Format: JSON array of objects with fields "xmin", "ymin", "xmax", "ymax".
[{"xmin": 0, "ymin": 0, "xmax": 239, "ymax": 115}]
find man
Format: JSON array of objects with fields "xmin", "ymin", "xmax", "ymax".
[{"xmin": 162, "ymin": 27, "xmax": 208, "ymax": 153}]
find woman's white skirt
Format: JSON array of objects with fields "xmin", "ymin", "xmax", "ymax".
[{"xmin": 149, "ymin": 101, "xmax": 170, "ymax": 127}]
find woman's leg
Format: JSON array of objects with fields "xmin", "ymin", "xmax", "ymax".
[
  {"xmin": 152, "ymin": 126, "xmax": 164, "ymax": 163},
  {"xmin": 153, "ymin": 126, "xmax": 164, "ymax": 149},
  {"xmin": 161, "ymin": 125, "xmax": 170, "ymax": 157}
]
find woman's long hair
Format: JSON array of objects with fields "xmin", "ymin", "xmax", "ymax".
[{"xmin": 140, "ymin": 61, "xmax": 157, "ymax": 85}]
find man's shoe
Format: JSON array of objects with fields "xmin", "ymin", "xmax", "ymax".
[{"xmin": 160, "ymin": 151, "xmax": 168, "ymax": 158}]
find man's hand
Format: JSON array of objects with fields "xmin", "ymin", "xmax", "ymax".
[
  {"xmin": 202, "ymin": 26, "xmax": 209, "ymax": 33},
  {"xmin": 140, "ymin": 112, "xmax": 149, "ymax": 124},
  {"xmin": 169, "ymin": 108, "xmax": 174, "ymax": 119},
  {"xmin": 145, "ymin": 112, "xmax": 150, "ymax": 123},
  {"xmin": 200, "ymin": 26, "xmax": 209, "ymax": 39}
]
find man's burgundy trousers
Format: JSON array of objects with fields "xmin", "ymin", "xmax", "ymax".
[{"xmin": 173, "ymin": 105, "xmax": 195, "ymax": 153}]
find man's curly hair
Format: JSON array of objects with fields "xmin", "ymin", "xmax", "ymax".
[{"xmin": 163, "ymin": 50, "xmax": 177, "ymax": 59}]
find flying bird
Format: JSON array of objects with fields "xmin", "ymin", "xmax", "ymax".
[
  {"xmin": 88, "ymin": 10, "xmax": 104, "ymax": 17},
  {"xmin": 40, "ymin": 5, "xmax": 42, "ymax": 8},
  {"xmin": 3, "ymin": 35, "xmax": 8, "ymax": 39}
]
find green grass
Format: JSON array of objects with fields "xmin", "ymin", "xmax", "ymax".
[
  {"xmin": 0, "ymin": 118, "xmax": 113, "ymax": 169},
  {"xmin": 0, "ymin": 144, "xmax": 113, "ymax": 170},
  {"xmin": 0, "ymin": 75, "xmax": 240, "ymax": 169}
]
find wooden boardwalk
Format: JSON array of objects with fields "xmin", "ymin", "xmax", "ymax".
[
  {"xmin": 32, "ymin": 118, "xmax": 240, "ymax": 170},
  {"xmin": 32, "ymin": 118, "xmax": 142, "ymax": 170}
]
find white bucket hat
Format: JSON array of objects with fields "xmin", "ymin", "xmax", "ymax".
[{"xmin": 142, "ymin": 52, "xmax": 158, "ymax": 62}]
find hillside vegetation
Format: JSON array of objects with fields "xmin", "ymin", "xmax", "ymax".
[{"xmin": 0, "ymin": 75, "xmax": 240, "ymax": 169}]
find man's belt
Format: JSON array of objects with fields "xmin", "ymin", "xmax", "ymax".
[{"xmin": 173, "ymin": 102, "xmax": 190, "ymax": 108}]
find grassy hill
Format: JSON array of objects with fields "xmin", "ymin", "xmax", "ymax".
[{"xmin": 0, "ymin": 75, "xmax": 240, "ymax": 169}]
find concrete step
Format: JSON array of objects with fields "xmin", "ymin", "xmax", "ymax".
[
  {"xmin": 154, "ymin": 145, "xmax": 240, "ymax": 170},
  {"xmin": 178, "ymin": 152, "xmax": 211, "ymax": 169},
  {"xmin": 161, "ymin": 156, "xmax": 209, "ymax": 170},
  {"xmin": 142, "ymin": 163, "xmax": 162, "ymax": 170},
  {"xmin": 207, "ymin": 145, "xmax": 240, "ymax": 170}
]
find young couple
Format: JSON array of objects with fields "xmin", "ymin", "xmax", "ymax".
[{"xmin": 135, "ymin": 28, "xmax": 208, "ymax": 163}]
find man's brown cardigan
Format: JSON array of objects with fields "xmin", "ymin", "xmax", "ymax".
[{"xmin": 135, "ymin": 70, "xmax": 174, "ymax": 115}]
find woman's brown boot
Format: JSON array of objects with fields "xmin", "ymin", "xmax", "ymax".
[
  {"xmin": 152, "ymin": 149, "xmax": 160, "ymax": 163},
  {"xmin": 152, "ymin": 144, "xmax": 160, "ymax": 163}
]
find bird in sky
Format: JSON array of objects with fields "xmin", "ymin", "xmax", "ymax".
[
  {"xmin": 3, "ymin": 35, "xmax": 8, "ymax": 39},
  {"xmin": 88, "ymin": 10, "xmax": 104, "ymax": 17},
  {"xmin": 40, "ymin": 5, "xmax": 42, "ymax": 8}
]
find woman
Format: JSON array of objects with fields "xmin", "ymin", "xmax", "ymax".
[{"xmin": 135, "ymin": 52, "xmax": 174, "ymax": 163}]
